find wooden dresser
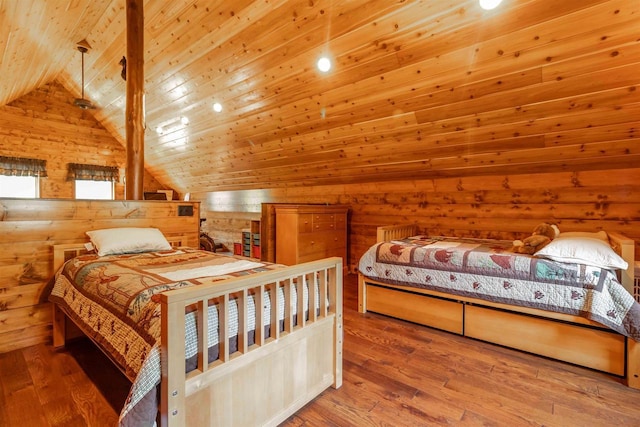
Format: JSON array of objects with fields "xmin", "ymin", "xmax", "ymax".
[{"xmin": 275, "ymin": 205, "xmax": 349, "ymax": 270}]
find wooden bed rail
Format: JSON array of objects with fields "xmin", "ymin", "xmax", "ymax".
[{"xmin": 159, "ymin": 257, "xmax": 343, "ymax": 427}]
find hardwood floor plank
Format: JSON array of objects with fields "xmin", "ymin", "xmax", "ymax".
[
  {"xmin": 551, "ymin": 401, "xmax": 640, "ymax": 427},
  {"xmin": 0, "ymin": 379, "xmax": 9, "ymax": 427},
  {"xmin": 5, "ymin": 387, "xmax": 51, "ymax": 426},
  {"xmin": 21, "ymin": 342, "xmax": 119, "ymax": 426},
  {"xmin": 61, "ymin": 364, "xmax": 121, "ymax": 426},
  {"xmin": 0, "ymin": 348, "xmax": 33, "ymax": 393},
  {"xmin": 22, "ymin": 344, "xmax": 67, "ymax": 405},
  {"xmin": 345, "ymin": 359, "xmax": 466, "ymax": 424}
]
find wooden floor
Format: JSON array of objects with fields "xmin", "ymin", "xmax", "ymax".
[{"xmin": 2, "ymin": 274, "xmax": 640, "ymax": 426}]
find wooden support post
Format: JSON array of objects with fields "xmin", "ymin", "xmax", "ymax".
[{"xmin": 125, "ymin": 0, "xmax": 145, "ymax": 200}]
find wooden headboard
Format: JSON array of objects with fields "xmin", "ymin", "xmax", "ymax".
[{"xmin": 52, "ymin": 235, "xmax": 191, "ymax": 273}]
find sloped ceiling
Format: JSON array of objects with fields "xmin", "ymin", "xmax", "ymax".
[{"xmin": 1, "ymin": 0, "xmax": 638, "ymax": 194}]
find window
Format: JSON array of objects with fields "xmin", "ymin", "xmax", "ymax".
[
  {"xmin": 75, "ymin": 180, "xmax": 114, "ymax": 200},
  {"xmin": 67, "ymin": 163, "xmax": 119, "ymax": 200},
  {"xmin": 0, "ymin": 156, "xmax": 46, "ymax": 198},
  {"xmin": 0, "ymin": 175, "xmax": 39, "ymax": 198}
]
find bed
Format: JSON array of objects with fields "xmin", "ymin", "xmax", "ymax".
[
  {"xmin": 358, "ymin": 224, "xmax": 640, "ymax": 389},
  {"xmin": 49, "ymin": 228, "xmax": 343, "ymax": 427}
]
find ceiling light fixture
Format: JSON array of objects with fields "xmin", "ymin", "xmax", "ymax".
[
  {"xmin": 317, "ymin": 56, "xmax": 332, "ymax": 72},
  {"xmin": 180, "ymin": 116, "xmax": 189, "ymax": 125},
  {"xmin": 156, "ymin": 126, "xmax": 164, "ymax": 135},
  {"xmin": 213, "ymin": 102, "xmax": 223, "ymax": 113},
  {"xmin": 479, "ymin": 0, "xmax": 503, "ymax": 10}
]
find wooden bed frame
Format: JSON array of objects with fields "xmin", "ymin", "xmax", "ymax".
[
  {"xmin": 52, "ymin": 236, "xmax": 343, "ymax": 427},
  {"xmin": 359, "ymin": 224, "xmax": 640, "ymax": 389}
]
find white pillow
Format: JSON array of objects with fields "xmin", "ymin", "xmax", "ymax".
[
  {"xmin": 557, "ymin": 230, "xmax": 609, "ymax": 241},
  {"xmin": 535, "ymin": 236, "xmax": 628, "ymax": 270},
  {"xmin": 86, "ymin": 227, "xmax": 172, "ymax": 256}
]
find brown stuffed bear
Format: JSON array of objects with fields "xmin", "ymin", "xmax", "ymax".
[{"xmin": 512, "ymin": 223, "xmax": 560, "ymax": 255}]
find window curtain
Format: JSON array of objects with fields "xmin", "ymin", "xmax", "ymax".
[
  {"xmin": 67, "ymin": 163, "xmax": 120, "ymax": 182},
  {"xmin": 0, "ymin": 156, "xmax": 47, "ymax": 177}
]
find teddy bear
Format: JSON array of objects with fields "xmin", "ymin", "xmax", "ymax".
[{"xmin": 512, "ymin": 223, "xmax": 560, "ymax": 255}]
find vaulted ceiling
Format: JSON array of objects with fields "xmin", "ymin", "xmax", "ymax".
[{"xmin": 1, "ymin": 0, "xmax": 638, "ymax": 194}]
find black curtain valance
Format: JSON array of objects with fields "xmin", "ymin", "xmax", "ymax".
[
  {"xmin": 67, "ymin": 163, "xmax": 119, "ymax": 182},
  {"xmin": 0, "ymin": 156, "xmax": 47, "ymax": 177}
]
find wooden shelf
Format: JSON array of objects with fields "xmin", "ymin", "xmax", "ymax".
[{"xmin": 242, "ymin": 220, "xmax": 261, "ymax": 260}]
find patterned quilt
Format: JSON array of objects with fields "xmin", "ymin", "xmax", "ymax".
[
  {"xmin": 358, "ymin": 236, "xmax": 640, "ymax": 341},
  {"xmin": 49, "ymin": 248, "xmax": 300, "ymax": 426}
]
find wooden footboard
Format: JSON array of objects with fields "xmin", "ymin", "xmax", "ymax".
[
  {"xmin": 51, "ymin": 243, "xmax": 343, "ymax": 426},
  {"xmin": 359, "ymin": 226, "xmax": 639, "ymax": 389},
  {"xmin": 160, "ymin": 257, "xmax": 343, "ymax": 427}
]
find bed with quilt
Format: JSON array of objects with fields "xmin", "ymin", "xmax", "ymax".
[
  {"xmin": 357, "ymin": 224, "xmax": 639, "ymax": 389},
  {"xmin": 49, "ymin": 227, "xmax": 343, "ymax": 427}
]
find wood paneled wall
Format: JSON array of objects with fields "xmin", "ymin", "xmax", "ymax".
[
  {"xmin": 0, "ymin": 81, "xmax": 171, "ymax": 199},
  {"xmin": 194, "ymin": 167, "xmax": 640, "ymax": 271},
  {"xmin": 0, "ymin": 199, "xmax": 199, "ymax": 353}
]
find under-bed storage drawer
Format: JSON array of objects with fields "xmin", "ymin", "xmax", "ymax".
[
  {"xmin": 367, "ymin": 285, "xmax": 463, "ymax": 334},
  {"xmin": 464, "ymin": 305, "xmax": 626, "ymax": 375}
]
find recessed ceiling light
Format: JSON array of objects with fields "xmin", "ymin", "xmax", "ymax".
[
  {"xmin": 479, "ymin": 0, "xmax": 503, "ymax": 10},
  {"xmin": 180, "ymin": 116, "xmax": 189, "ymax": 125},
  {"xmin": 213, "ymin": 102, "xmax": 223, "ymax": 112},
  {"xmin": 317, "ymin": 56, "xmax": 331, "ymax": 72},
  {"xmin": 156, "ymin": 126, "xmax": 164, "ymax": 135}
]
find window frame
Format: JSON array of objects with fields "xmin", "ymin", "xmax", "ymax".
[
  {"xmin": 0, "ymin": 174, "xmax": 40, "ymax": 198},
  {"xmin": 74, "ymin": 179, "xmax": 115, "ymax": 200}
]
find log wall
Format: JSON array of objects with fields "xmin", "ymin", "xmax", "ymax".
[
  {"xmin": 194, "ymin": 167, "xmax": 640, "ymax": 271},
  {"xmin": 0, "ymin": 81, "xmax": 171, "ymax": 199},
  {"xmin": 0, "ymin": 199, "xmax": 199, "ymax": 353}
]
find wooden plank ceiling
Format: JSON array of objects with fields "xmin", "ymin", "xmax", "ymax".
[{"xmin": 0, "ymin": 0, "xmax": 638, "ymax": 193}]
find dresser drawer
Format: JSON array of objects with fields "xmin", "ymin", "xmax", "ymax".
[
  {"xmin": 298, "ymin": 247, "xmax": 346, "ymax": 264},
  {"xmin": 298, "ymin": 232, "xmax": 345, "ymax": 256},
  {"xmin": 312, "ymin": 213, "xmax": 338, "ymax": 231},
  {"xmin": 297, "ymin": 214, "xmax": 313, "ymax": 233},
  {"xmin": 312, "ymin": 221, "xmax": 338, "ymax": 231},
  {"xmin": 298, "ymin": 213, "xmax": 345, "ymax": 232}
]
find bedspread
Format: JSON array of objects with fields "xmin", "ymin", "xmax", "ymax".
[
  {"xmin": 49, "ymin": 248, "xmax": 303, "ymax": 426},
  {"xmin": 359, "ymin": 236, "xmax": 640, "ymax": 341}
]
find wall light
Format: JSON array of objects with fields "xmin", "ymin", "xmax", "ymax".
[
  {"xmin": 479, "ymin": 0, "xmax": 503, "ymax": 10},
  {"xmin": 213, "ymin": 102, "xmax": 223, "ymax": 113},
  {"xmin": 317, "ymin": 56, "xmax": 332, "ymax": 72}
]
